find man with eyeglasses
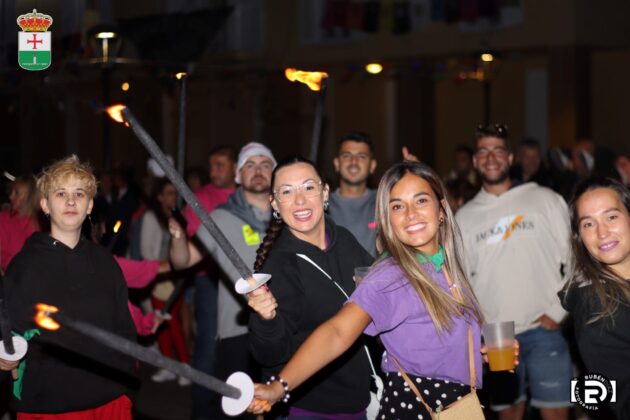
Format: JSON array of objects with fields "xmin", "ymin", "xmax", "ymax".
[
  {"xmin": 456, "ymin": 124, "xmax": 572, "ymax": 420},
  {"xmin": 170, "ymin": 142, "xmax": 276, "ymax": 419}
]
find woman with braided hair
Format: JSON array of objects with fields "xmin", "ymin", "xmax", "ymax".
[{"xmin": 247, "ymin": 155, "xmax": 374, "ymax": 419}]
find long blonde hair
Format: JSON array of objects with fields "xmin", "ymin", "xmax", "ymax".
[{"xmin": 375, "ymin": 161, "xmax": 483, "ymax": 333}]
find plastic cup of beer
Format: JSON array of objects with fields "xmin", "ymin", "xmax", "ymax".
[
  {"xmin": 482, "ymin": 321, "xmax": 516, "ymax": 371},
  {"xmin": 353, "ymin": 267, "xmax": 371, "ymax": 284}
]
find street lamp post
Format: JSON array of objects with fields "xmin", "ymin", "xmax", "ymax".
[{"xmin": 93, "ymin": 28, "xmax": 118, "ymax": 170}]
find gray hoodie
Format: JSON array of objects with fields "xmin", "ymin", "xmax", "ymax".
[{"xmin": 195, "ymin": 188, "xmax": 270, "ymax": 339}]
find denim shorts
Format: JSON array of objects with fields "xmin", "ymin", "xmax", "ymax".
[{"xmin": 489, "ymin": 327, "xmax": 573, "ymax": 410}]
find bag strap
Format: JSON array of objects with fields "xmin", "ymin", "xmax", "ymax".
[
  {"xmin": 295, "ymin": 253, "xmax": 379, "ymax": 379},
  {"xmin": 390, "ymin": 354, "xmax": 434, "ymax": 414},
  {"xmin": 443, "ymin": 268, "xmax": 476, "ymax": 389}
]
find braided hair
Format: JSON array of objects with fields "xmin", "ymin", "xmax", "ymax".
[{"xmin": 253, "ymin": 155, "xmax": 326, "ymax": 272}]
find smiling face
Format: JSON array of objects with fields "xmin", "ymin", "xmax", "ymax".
[
  {"xmin": 474, "ymin": 136, "xmax": 513, "ymax": 185},
  {"xmin": 41, "ymin": 175, "xmax": 94, "ymax": 237},
  {"xmin": 271, "ymin": 162, "xmax": 329, "ymax": 247},
  {"xmin": 388, "ymin": 172, "xmax": 444, "ymax": 254},
  {"xmin": 333, "ymin": 140, "xmax": 376, "ymax": 187},
  {"xmin": 577, "ymin": 187, "xmax": 630, "ymax": 278}
]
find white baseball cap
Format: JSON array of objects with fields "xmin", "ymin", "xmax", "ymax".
[{"xmin": 235, "ymin": 142, "xmax": 277, "ymax": 184}]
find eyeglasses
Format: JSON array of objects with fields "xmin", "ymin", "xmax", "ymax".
[
  {"xmin": 273, "ymin": 180, "xmax": 323, "ymax": 203},
  {"xmin": 475, "ymin": 147, "xmax": 509, "ymax": 159}
]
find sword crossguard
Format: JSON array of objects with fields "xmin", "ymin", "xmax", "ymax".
[{"xmin": 234, "ymin": 273, "xmax": 272, "ymax": 295}]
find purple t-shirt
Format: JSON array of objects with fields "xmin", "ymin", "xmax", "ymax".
[{"xmin": 349, "ymin": 258, "xmax": 482, "ymax": 387}]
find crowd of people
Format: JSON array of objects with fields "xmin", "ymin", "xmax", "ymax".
[{"xmin": 0, "ymin": 124, "xmax": 627, "ymax": 420}]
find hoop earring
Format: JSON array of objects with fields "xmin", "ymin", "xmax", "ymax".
[
  {"xmin": 273, "ymin": 210, "xmax": 281, "ymax": 220},
  {"xmin": 323, "ymin": 200, "xmax": 329, "ymax": 211}
]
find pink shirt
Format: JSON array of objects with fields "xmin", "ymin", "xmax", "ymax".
[
  {"xmin": 0, "ymin": 211, "xmax": 38, "ymax": 272},
  {"xmin": 127, "ymin": 302, "xmax": 155, "ymax": 336},
  {"xmin": 183, "ymin": 183, "xmax": 235, "ymax": 237},
  {"xmin": 114, "ymin": 256, "xmax": 161, "ymax": 336},
  {"xmin": 113, "ymin": 256, "xmax": 160, "ymax": 288}
]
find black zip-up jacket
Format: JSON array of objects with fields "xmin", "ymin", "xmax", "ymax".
[
  {"xmin": 3, "ymin": 232, "xmax": 137, "ymax": 414},
  {"xmin": 249, "ymin": 219, "xmax": 373, "ymax": 414},
  {"xmin": 561, "ymin": 283, "xmax": 630, "ymax": 419}
]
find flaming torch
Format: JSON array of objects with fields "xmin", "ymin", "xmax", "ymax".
[
  {"xmin": 284, "ymin": 68, "xmax": 329, "ymax": 162},
  {"xmin": 106, "ymin": 220, "xmax": 123, "ymax": 253},
  {"xmin": 34, "ymin": 303, "xmax": 261, "ymax": 415},
  {"xmin": 106, "ymin": 105, "xmax": 269, "ymax": 294}
]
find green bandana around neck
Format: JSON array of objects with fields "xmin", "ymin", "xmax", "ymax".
[
  {"xmin": 416, "ymin": 245, "xmax": 444, "ymax": 272},
  {"xmin": 13, "ymin": 328, "xmax": 40, "ymax": 400}
]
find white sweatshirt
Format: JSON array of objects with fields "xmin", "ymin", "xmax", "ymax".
[{"xmin": 456, "ymin": 182, "xmax": 570, "ymax": 334}]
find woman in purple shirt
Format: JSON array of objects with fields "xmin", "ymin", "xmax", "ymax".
[{"xmin": 249, "ymin": 161, "xmax": 485, "ymax": 419}]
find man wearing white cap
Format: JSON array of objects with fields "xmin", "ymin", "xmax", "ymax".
[{"xmin": 170, "ymin": 142, "xmax": 276, "ymax": 419}]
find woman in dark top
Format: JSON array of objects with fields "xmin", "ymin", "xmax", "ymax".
[
  {"xmin": 561, "ymin": 177, "xmax": 630, "ymax": 419},
  {"xmin": 247, "ymin": 156, "xmax": 374, "ymax": 418}
]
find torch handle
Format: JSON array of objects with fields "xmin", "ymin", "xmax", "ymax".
[
  {"xmin": 176, "ymin": 75, "xmax": 188, "ymax": 208},
  {"xmin": 106, "ymin": 235, "xmax": 119, "ymax": 253},
  {"xmin": 121, "ymin": 108, "xmax": 255, "ymax": 283},
  {"xmin": 309, "ymin": 77, "xmax": 328, "ymax": 163},
  {"xmin": 0, "ymin": 298, "xmax": 15, "ymax": 355},
  {"xmin": 55, "ymin": 314, "xmax": 241, "ymax": 399}
]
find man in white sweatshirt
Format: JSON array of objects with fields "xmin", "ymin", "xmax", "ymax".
[{"xmin": 456, "ymin": 124, "xmax": 572, "ymax": 420}]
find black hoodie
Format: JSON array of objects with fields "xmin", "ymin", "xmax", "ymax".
[
  {"xmin": 3, "ymin": 232, "xmax": 137, "ymax": 414},
  {"xmin": 249, "ymin": 219, "xmax": 373, "ymax": 414},
  {"xmin": 561, "ymin": 283, "xmax": 630, "ymax": 419}
]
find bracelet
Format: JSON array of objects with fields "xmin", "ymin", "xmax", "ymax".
[{"xmin": 266, "ymin": 375, "xmax": 290, "ymax": 403}]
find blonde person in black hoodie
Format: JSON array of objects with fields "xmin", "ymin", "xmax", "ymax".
[
  {"xmin": 0, "ymin": 155, "xmax": 137, "ymax": 419},
  {"xmin": 561, "ymin": 177, "xmax": 630, "ymax": 419}
]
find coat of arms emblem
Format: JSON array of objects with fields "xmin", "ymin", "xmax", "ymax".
[{"xmin": 17, "ymin": 9, "xmax": 53, "ymax": 71}]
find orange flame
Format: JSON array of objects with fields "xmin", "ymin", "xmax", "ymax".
[
  {"xmin": 34, "ymin": 303, "xmax": 60, "ymax": 331},
  {"xmin": 113, "ymin": 220, "xmax": 122, "ymax": 233},
  {"xmin": 106, "ymin": 105, "xmax": 126, "ymax": 123},
  {"xmin": 285, "ymin": 68, "xmax": 328, "ymax": 91}
]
